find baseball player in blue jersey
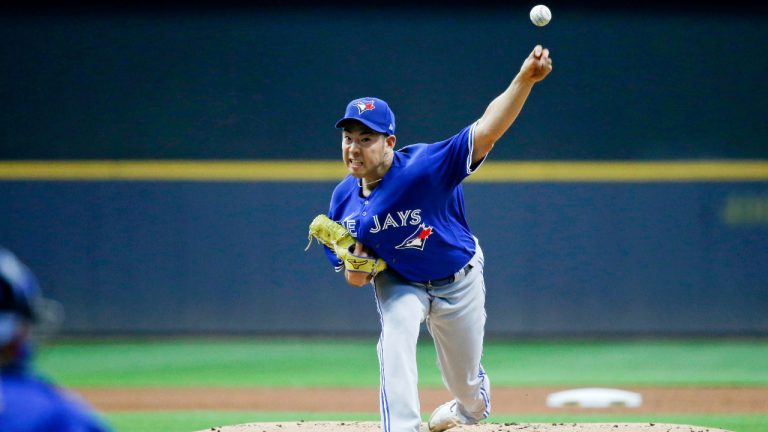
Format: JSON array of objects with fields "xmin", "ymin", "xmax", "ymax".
[
  {"xmin": 0, "ymin": 246, "xmax": 112, "ymax": 432},
  {"xmin": 322, "ymin": 45, "xmax": 552, "ymax": 432}
]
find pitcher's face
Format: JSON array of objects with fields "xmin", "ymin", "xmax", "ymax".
[{"xmin": 341, "ymin": 121, "xmax": 394, "ymax": 181}]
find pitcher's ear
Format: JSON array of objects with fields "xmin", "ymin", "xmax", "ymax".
[{"xmin": 386, "ymin": 134, "xmax": 396, "ymax": 149}]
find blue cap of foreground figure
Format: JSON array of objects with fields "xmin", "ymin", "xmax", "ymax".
[
  {"xmin": 335, "ymin": 97, "xmax": 396, "ymax": 135},
  {"xmin": 0, "ymin": 247, "xmax": 40, "ymax": 322}
]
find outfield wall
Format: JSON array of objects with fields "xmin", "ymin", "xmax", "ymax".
[{"xmin": 1, "ymin": 176, "xmax": 766, "ymax": 336}]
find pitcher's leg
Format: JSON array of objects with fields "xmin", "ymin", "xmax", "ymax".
[
  {"xmin": 427, "ymin": 268, "xmax": 490, "ymax": 422},
  {"xmin": 374, "ymin": 273, "xmax": 429, "ymax": 432}
]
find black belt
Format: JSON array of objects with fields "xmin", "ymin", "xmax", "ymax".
[{"xmin": 418, "ymin": 263, "xmax": 473, "ymax": 288}]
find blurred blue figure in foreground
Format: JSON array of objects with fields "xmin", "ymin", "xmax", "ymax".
[{"xmin": 0, "ymin": 246, "xmax": 111, "ymax": 431}]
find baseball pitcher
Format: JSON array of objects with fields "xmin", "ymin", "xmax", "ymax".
[{"xmin": 308, "ymin": 45, "xmax": 553, "ymax": 432}]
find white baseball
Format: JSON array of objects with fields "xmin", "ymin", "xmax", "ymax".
[{"xmin": 530, "ymin": 4, "xmax": 552, "ymax": 27}]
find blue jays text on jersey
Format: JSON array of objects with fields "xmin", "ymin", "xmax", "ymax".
[{"xmin": 326, "ymin": 122, "xmax": 486, "ymax": 282}]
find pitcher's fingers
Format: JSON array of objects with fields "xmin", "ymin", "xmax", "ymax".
[{"xmin": 354, "ymin": 241, "xmax": 365, "ymax": 255}]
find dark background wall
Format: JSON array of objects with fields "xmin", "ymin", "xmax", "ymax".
[
  {"xmin": 1, "ymin": 2, "xmax": 767, "ymax": 336},
  {"xmin": 1, "ymin": 180, "xmax": 766, "ymax": 336},
  {"xmin": 1, "ymin": 2, "xmax": 767, "ymax": 160}
]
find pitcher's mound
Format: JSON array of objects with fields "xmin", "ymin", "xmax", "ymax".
[{"xmin": 200, "ymin": 421, "xmax": 732, "ymax": 431}]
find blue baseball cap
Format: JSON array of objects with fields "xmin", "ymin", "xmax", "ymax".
[
  {"xmin": 335, "ymin": 97, "xmax": 396, "ymax": 135},
  {"xmin": 0, "ymin": 247, "xmax": 41, "ymax": 346}
]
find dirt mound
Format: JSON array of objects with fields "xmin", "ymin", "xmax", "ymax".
[{"xmin": 199, "ymin": 421, "xmax": 732, "ymax": 432}]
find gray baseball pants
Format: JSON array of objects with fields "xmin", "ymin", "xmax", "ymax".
[{"xmin": 372, "ymin": 243, "xmax": 491, "ymax": 432}]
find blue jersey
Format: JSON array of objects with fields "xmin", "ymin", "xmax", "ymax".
[
  {"xmin": 327, "ymin": 122, "xmax": 485, "ymax": 282},
  {"xmin": 0, "ymin": 358, "xmax": 111, "ymax": 432}
]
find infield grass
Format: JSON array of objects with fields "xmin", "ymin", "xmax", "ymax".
[
  {"xmin": 36, "ymin": 337, "xmax": 768, "ymax": 387},
  {"xmin": 33, "ymin": 338, "xmax": 768, "ymax": 432}
]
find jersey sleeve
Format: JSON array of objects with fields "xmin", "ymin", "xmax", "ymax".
[
  {"xmin": 425, "ymin": 122, "xmax": 486, "ymax": 188},
  {"xmin": 323, "ymin": 245, "xmax": 343, "ymax": 272}
]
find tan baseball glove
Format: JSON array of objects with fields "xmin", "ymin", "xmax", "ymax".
[{"xmin": 305, "ymin": 214, "xmax": 387, "ymax": 276}]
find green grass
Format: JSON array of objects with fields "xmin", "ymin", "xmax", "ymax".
[
  {"xmin": 103, "ymin": 411, "xmax": 768, "ymax": 432},
  {"xmin": 36, "ymin": 338, "xmax": 768, "ymax": 388},
  {"xmin": 479, "ymin": 340, "xmax": 768, "ymax": 387},
  {"xmin": 37, "ymin": 338, "xmax": 382, "ymax": 387},
  {"xmin": 32, "ymin": 338, "xmax": 768, "ymax": 431}
]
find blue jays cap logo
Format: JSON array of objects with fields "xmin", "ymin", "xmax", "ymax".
[
  {"xmin": 335, "ymin": 97, "xmax": 395, "ymax": 135},
  {"xmin": 354, "ymin": 100, "xmax": 376, "ymax": 115}
]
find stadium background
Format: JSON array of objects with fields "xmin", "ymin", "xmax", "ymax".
[
  {"xmin": 0, "ymin": 1, "xmax": 767, "ymax": 431},
  {"xmin": 1, "ymin": 0, "xmax": 766, "ymax": 336}
]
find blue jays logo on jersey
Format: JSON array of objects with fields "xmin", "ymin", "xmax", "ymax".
[
  {"xmin": 354, "ymin": 100, "xmax": 376, "ymax": 114},
  {"xmin": 396, "ymin": 224, "xmax": 435, "ymax": 251}
]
